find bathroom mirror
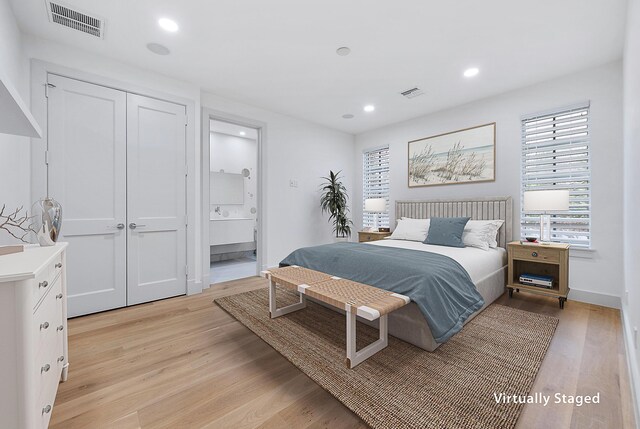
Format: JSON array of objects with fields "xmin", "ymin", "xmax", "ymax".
[{"xmin": 210, "ymin": 172, "xmax": 244, "ymax": 204}]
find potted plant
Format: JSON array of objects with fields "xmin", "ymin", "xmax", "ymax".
[{"xmin": 320, "ymin": 170, "xmax": 352, "ymax": 241}]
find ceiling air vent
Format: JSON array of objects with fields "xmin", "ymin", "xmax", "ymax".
[
  {"xmin": 45, "ymin": 1, "xmax": 105, "ymax": 38},
  {"xmin": 400, "ymin": 87, "xmax": 424, "ymax": 99}
]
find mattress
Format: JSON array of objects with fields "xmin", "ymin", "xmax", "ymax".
[
  {"xmin": 367, "ymin": 239, "xmax": 507, "ymax": 284},
  {"xmin": 310, "ymin": 239, "xmax": 507, "ymax": 351}
]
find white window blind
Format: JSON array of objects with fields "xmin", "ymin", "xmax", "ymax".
[
  {"xmin": 521, "ymin": 103, "xmax": 591, "ymax": 247},
  {"xmin": 363, "ymin": 146, "xmax": 390, "ymax": 228}
]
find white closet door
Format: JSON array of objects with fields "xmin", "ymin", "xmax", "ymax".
[
  {"xmin": 126, "ymin": 94, "xmax": 187, "ymax": 305},
  {"xmin": 47, "ymin": 74, "xmax": 127, "ymax": 317}
]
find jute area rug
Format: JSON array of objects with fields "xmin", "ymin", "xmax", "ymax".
[{"xmin": 215, "ymin": 287, "xmax": 558, "ymax": 429}]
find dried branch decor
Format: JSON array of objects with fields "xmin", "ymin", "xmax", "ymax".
[{"xmin": 0, "ymin": 204, "xmax": 34, "ymax": 243}]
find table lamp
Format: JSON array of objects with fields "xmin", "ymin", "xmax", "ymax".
[
  {"xmin": 364, "ymin": 198, "xmax": 386, "ymax": 232},
  {"xmin": 523, "ymin": 190, "xmax": 569, "ymax": 244}
]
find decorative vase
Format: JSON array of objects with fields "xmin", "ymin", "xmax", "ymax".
[{"xmin": 31, "ymin": 198, "xmax": 63, "ymax": 246}]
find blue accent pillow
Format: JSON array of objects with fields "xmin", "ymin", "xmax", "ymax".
[{"xmin": 424, "ymin": 217, "xmax": 471, "ymax": 248}]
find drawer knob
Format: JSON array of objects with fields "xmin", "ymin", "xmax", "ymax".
[
  {"xmin": 39, "ymin": 280, "xmax": 49, "ymax": 288},
  {"xmin": 42, "ymin": 405, "xmax": 52, "ymax": 415},
  {"xmin": 531, "ymin": 251, "xmax": 538, "ymax": 257},
  {"xmin": 57, "ymin": 355, "xmax": 65, "ymax": 363},
  {"xmin": 40, "ymin": 322, "xmax": 50, "ymax": 330},
  {"xmin": 56, "ymin": 293, "xmax": 63, "ymax": 300},
  {"xmin": 57, "ymin": 325, "xmax": 64, "ymax": 332},
  {"xmin": 55, "ymin": 262, "xmax": 63, "ymax": 268},
  {"xmin": 41, "ymin": 364, "xmax": 50, "ymax": 373}
]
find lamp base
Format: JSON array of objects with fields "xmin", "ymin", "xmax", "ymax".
[{"xmin": 539, "ymin": 214, "xmax": 551, "ymax": 244}]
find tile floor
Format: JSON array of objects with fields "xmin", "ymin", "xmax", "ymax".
[{"xmin": 210, "ymin": 256, "xmax": 257, "ymax": 284}]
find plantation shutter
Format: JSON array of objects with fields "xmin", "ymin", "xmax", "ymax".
[
  {"xmin": 363, "ymin": 146, "xmax": 390, "ymax": 228},
  {"xmin": 521, "ymin": 102, "xmax": 591, "ymax": 247}
]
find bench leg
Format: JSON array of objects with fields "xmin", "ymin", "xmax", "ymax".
[
  {"xmin": 346, "ymin": 311, "xmax": 388, "ymax": 368},
  {"xmin": 268, "ymin": 279, "xmax": 306, "ymax": 318}
]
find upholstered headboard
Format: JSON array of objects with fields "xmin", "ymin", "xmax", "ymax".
[{"xmin": 395, "ymin": 196, "xmax": 513, "ymax": 249}]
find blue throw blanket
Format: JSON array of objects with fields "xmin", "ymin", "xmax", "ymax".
[{"xmin": 280, "ymin": 242, "xmax": 484, "ymax": 343}]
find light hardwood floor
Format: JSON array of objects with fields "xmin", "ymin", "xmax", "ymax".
[{"xmin": 51, "ymin": 277, "xmax": 636, "ymax": 429}]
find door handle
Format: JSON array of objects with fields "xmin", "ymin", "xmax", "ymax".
[
  {"xmin": 116, "ymin": 223, "xmax": 125, "ymax": 230},
  {"xmin": 129, "ymin": 223, "xmax": 146, "ymax": 229}
]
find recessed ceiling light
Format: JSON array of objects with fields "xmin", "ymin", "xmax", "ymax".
[
  {"xmin": 239, "ymin": 131, "xmax": 246, "ymax": 136},
  {"xmin": 464, "ymin": 67, "xmax": 479, "ymax": 78},
  {"xmin": 158, "ymin": 18, "xmax": 179, "ymax": 32},
  {"xmin": 336, "ymin": 47, "xmax": 351, "ymax": 56},
  {"xmin": 363, "ymin": 105, "xmax": 375, "ymax": 113},
  {"xmin": 147, "ymin": 43, "xmax": 170, "ymax": 55},
  {"xmin": 342, "ymin": 114, "xmax": 354, "ymax": 119}
]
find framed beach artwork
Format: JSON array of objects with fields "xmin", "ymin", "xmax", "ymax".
[{"xmin": 408, "ymin": 122, "xmax": 496, "ymax": 187}]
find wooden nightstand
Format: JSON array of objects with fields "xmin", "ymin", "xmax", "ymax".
[
  {"xmin": 507, "ymin": 241, "xmax": 570, "ymax": 308},
  {"xmin": 358, "ymin": 231, "xmax": 392, "ymax": 243}
]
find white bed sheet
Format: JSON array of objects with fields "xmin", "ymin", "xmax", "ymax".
[{"xmin": 367, "ymin": 239, "xmax": 507, "ymax": 284}]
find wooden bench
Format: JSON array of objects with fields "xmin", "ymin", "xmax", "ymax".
[{"xmin": 261, "ymin": 265, "xmax": 410, "ymax": 368}]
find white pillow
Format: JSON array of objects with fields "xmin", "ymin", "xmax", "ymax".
[
  {"xmin": 389, "ymin": 218, "xmax": 430, "ymax": 241},
  {"xmin": 463, "ymin": 220, "xmax": 505, "ymax": 250}
]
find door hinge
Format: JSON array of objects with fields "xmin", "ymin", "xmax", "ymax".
[
  {"xmin": 45, "ymin": 83, "xmax": 56, "ymax": 98},
  {"xmin": 185, "ymin": 265, "xmax": 189, "ymax": 278},
  {"xmin": 185, "ymin": 164, "xmax": 188, "ymax": 177},
  {"xmin": 44, "ymin": 150, "xmax": 49, "ymax": 165},
  {"xmin": 184, "ymin": 115, "xmax": 188, "ymax": 126}
]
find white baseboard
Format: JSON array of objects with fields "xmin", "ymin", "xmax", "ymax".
[
  {"xmin": 187, "ymin": 279, "xmax": 202, "ymax": 295},
  {"xmin": 621, "ymin": 304, "xmax": 640, "ymax": 429},
  {"xmin": 568, "ymin": 288, "xmax": 621, "ymax": 309}
]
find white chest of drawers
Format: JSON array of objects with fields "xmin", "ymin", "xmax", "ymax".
[{"xmin": 0, "ymin": 243, "xmax": 69, "ymax": 429}]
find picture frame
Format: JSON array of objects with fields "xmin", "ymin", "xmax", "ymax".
[{"xmin": 408, "ymin": 122, "xmax": 496, "ymax": 187}]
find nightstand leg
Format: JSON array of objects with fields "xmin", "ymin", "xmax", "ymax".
[
  {"xmin": 508, "ymin": 288, "xmax": 513, "ymax": 298},
  {"xmin": 559, "ymin": 297, "xmax": 566, "ymax": 309}
]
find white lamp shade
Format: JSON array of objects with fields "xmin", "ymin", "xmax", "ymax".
[
  {"xmin": 523, "ymin": 190, "xmax": 570, "ymax": 212},
  {"xmin": 364, "ymin": 198, "xmax": 386, "ymax": 212}
]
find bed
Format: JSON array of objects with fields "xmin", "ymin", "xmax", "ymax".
[{"xmin": 283, "ymin": 197, "xmax": 512, "ymax": 351}]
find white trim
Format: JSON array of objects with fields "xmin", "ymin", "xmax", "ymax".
[
  {"xmin": 201, "ymin": 108, "xmax": 268, "ymax": 285},
  {"xmin": 29, "ymin": 59, "xmax": 201, "ymax": 296},
  {"xmin": 297, "ymin": 284, "xmax": 310, "ymax": 293},
  {"xmin": 568, "ymin": 288, "xmax": 621, "ymax": 309},
  {"xmin": 391, "ymin": 293, "xmax": 411, "ymax": 304},
  {"xmin": 569, "ymin": 247, "xmax": 597, "ymax": 259},
  {"xmin": 361, "ymin": 144, "xmax": 390, "ymax": 154},
  {"xmin": 356, "ymin": 305, "xmax": 381, "ymax": 321},
  {"xmin": 346, "ymin": 311, "xmax": 388, "ymax": 368},
  {"xmin": 621, "ymin": 304, "xmax": 640, "ymax": 428},
  {"xmin": 521, "ymin": 101, "xmax": 591, "ymax": 121},
  {"xmin": 268, "ymin": 279, "xmax": 306, "ymax": 318}
]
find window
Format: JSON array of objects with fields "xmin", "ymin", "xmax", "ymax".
[
  {"xmin": 521, "ymin": 103, "xmax": 591, "ymax": 247},
  {"xmin": 363, "ymin": 146, "xmax": 390, "ymax": 228}
]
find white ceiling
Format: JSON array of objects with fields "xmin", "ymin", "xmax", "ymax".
[
  {"xmin": 210, "ymin": 120, "xmax": 258, "ymax": 140},
  {"xmin": 11, "ymin": 0, "xmax": 627, "ymax": 134}
]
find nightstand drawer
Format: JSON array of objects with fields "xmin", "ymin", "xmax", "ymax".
[
  {"xmin": 359, "ymin": 233, "xmax": 378, "ymax": 242},
  {"xmin": 511, "ymin": 246, "xmax": 560, "ymax": 263}
]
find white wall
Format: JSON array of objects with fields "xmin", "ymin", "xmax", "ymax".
[
  {"xmin": 22, "ymin": 35, "xmax": 204, "ymax": 291},
  {"xmin": 623, "ymin": 0, "xmax": 640, "ymax": 420},
  {"xmin": 354, "ymin": 61, "xmax": 624, "ymax": 307},
  {"xmin": 210, "ymin": 132, "xmax": 258, "ymax": 222},
  {"xmin": 202, "ymin": 92, "xmax": 355, "ymax": 269},
  {"xmin": 16, "ymin": 33, "xmax": 356, "ymax": 290},
  {"xmin": 0, "ymin": 0, "xmax": 30, "ymax": 245}
]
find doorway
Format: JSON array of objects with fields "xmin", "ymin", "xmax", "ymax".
[{"xmin": 207, "ymin": 118, "xmax": 261, "ymax": 284}]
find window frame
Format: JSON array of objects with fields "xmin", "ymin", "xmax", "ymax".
[
  {"xmin": 520, "ymin": 102, "xmax": 592, "ymax": 248},
  {"xmin": 362, "ymin": 146, "xmax": 390, "ymax": 228}
]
